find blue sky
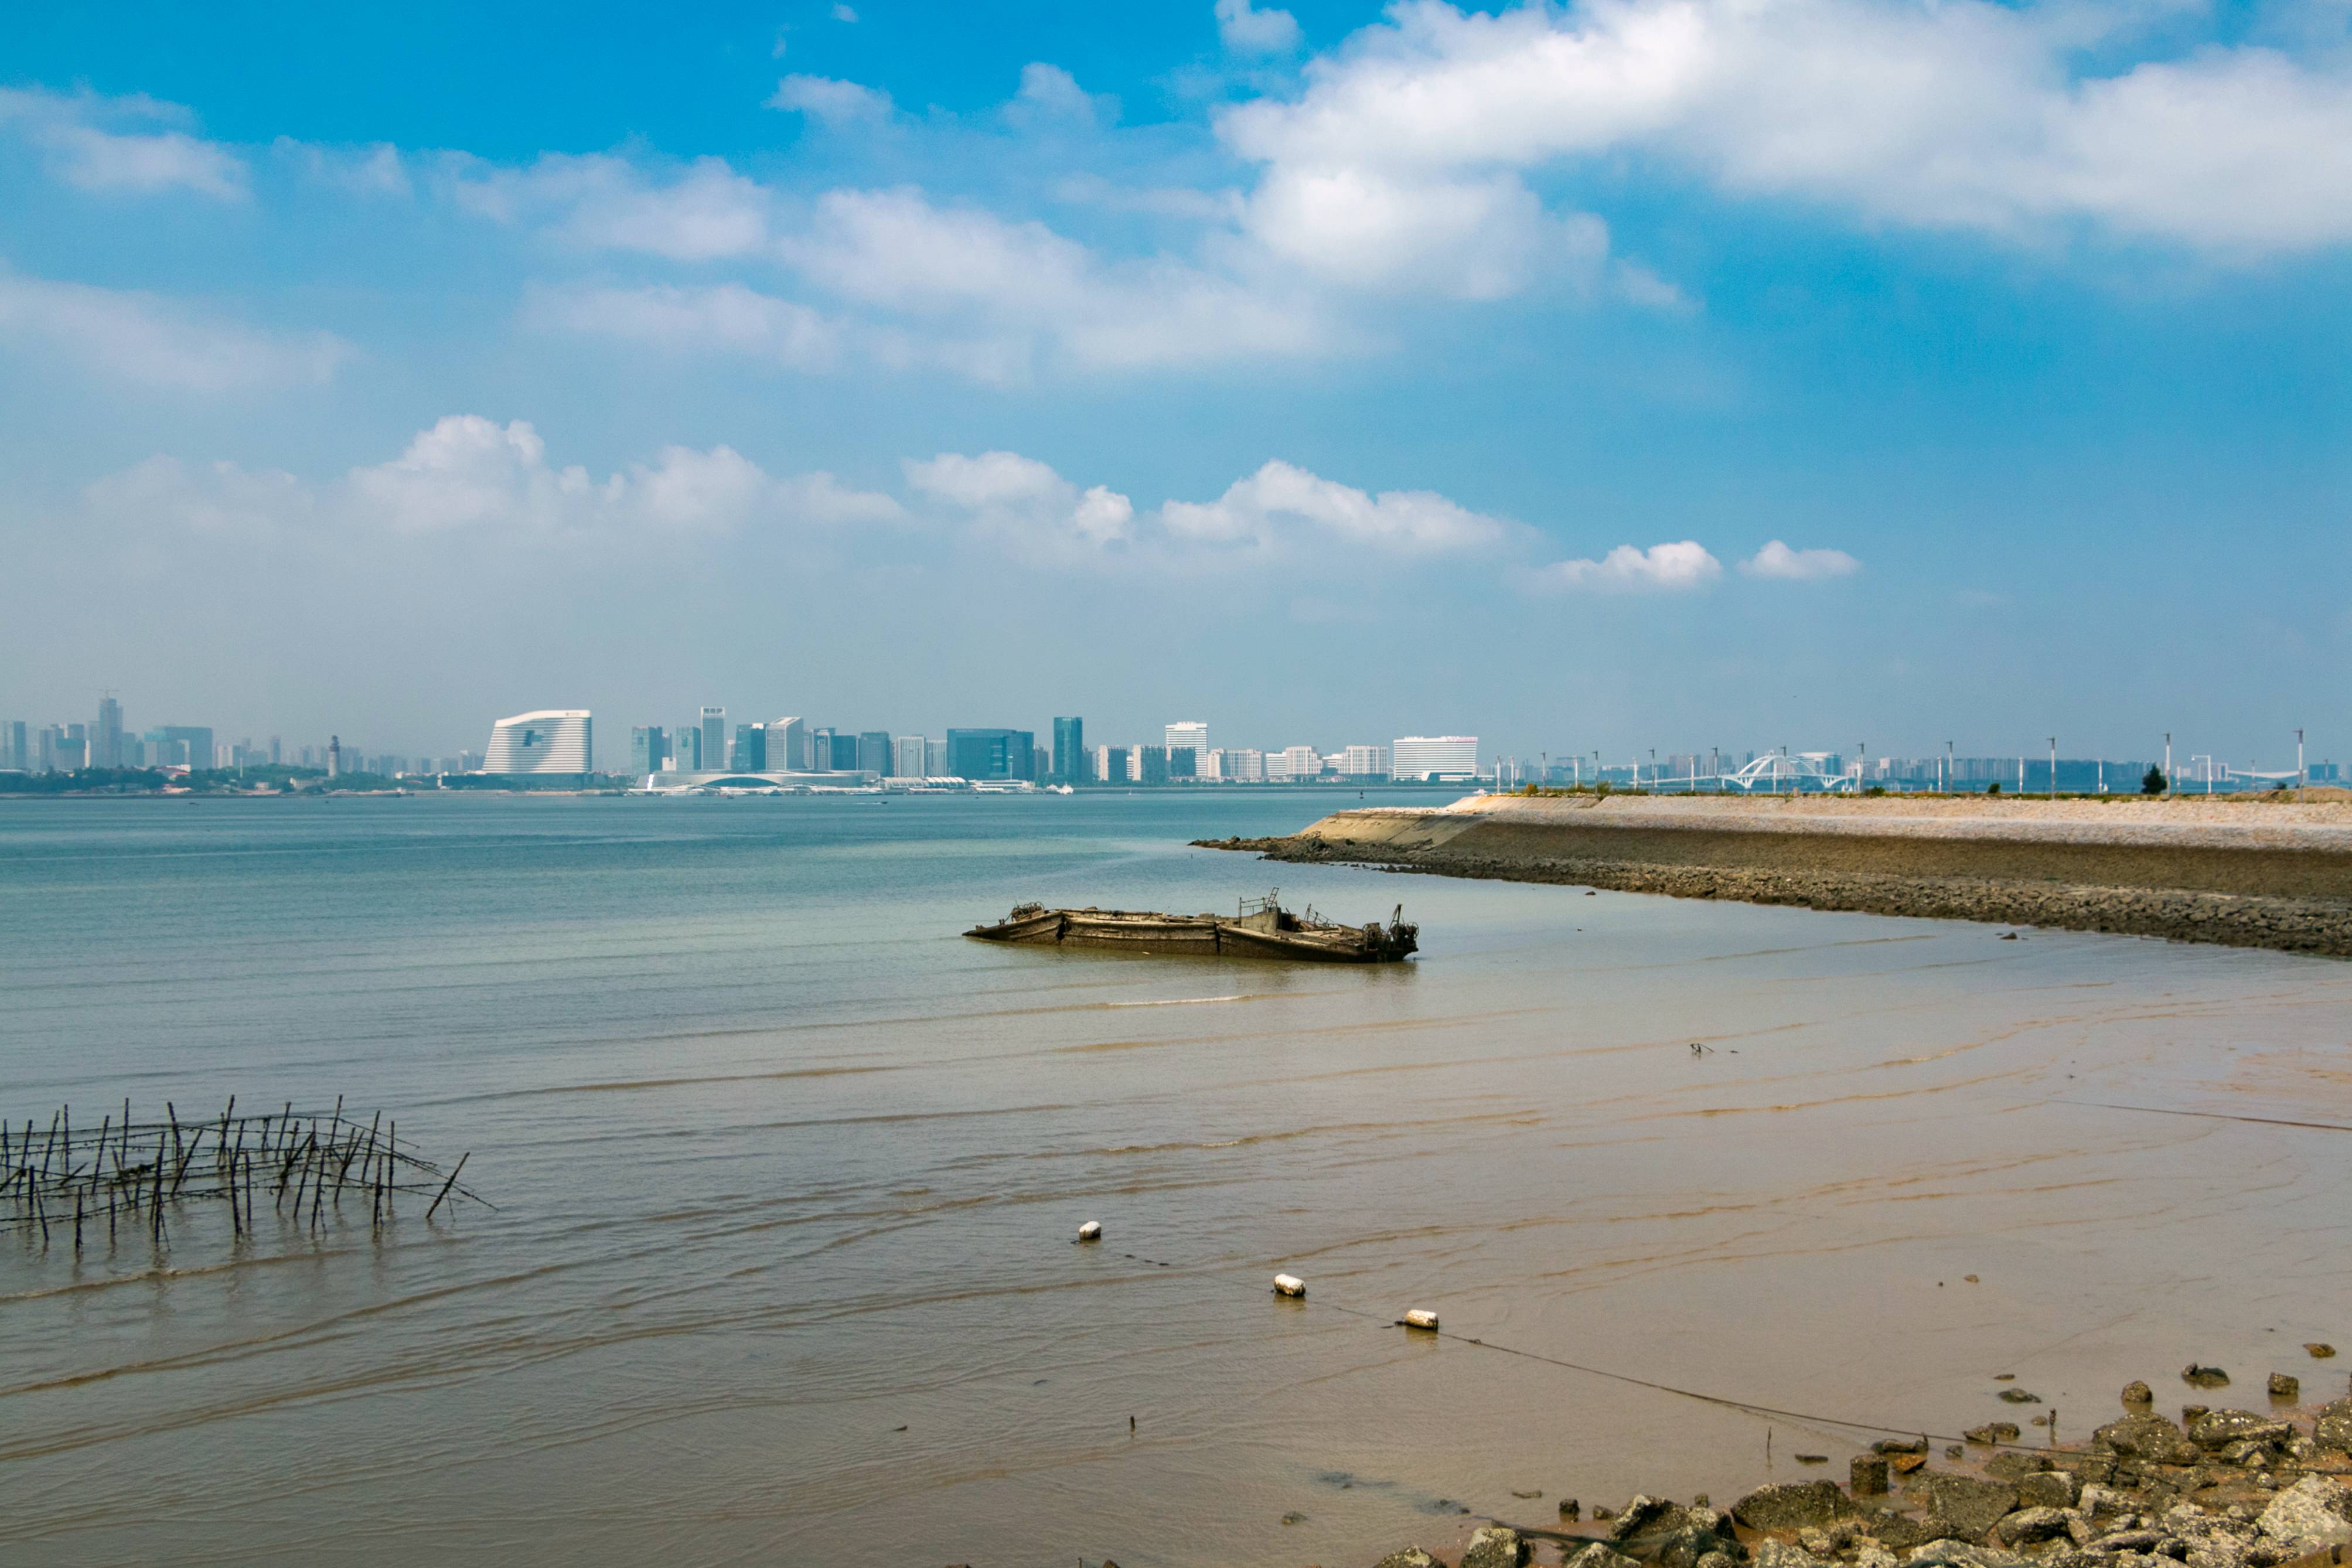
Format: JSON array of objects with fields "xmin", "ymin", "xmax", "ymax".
[{"xmin": 4, "ymin": 0, "xmax": 2347, "ymax": 766}]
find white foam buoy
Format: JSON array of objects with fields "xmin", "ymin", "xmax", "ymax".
[
  {"xmin": 1273, "ymin": 1273, "xmax": 1306, "ymax": 1297},
  {"xmin": 1077, "ymin": 1220, "xmax": 1102, "ymax": 1242},
  {"xmin": 1404, "ymin": 1308, "xmax": 1440, "ymax": 1330}
]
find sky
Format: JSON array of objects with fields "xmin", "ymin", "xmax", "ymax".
[{"xmin": 3, "ymin": 0, "xmax": 2348, "ymax": 768}]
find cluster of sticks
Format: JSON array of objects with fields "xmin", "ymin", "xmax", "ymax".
[{"xmin": 1, "ymin": 1096, "xmax": 486, "ymax": 1254}]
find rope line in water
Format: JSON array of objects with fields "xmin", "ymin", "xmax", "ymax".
[{"xmin": 1099, "ymin": 1242, "xmax": 2073, "ymax": 1458}]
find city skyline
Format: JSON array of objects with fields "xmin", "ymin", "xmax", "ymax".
[
  {"xmin": 6, "ymin": 684, "xmax": 2337, "ymax": 791},
  {"xmin": 4, "ymin": 5, "xmax": 2346, "ymax": 761}
]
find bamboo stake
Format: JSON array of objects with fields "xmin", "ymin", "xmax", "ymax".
[{"xmin": 425, "ymin": 1152, "xmax": 469, "ymax": 1219}]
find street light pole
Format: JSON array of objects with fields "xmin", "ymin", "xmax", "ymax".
[
  {"xmin": 2048, "ymin": 737, "xmax": 2057, "ymax": 800},
  {"xmin": 2298, "ymin": 728, "xmax": 2306, "ymax": 800},
  {"xmin": 1945, "ymin": 740, "xmax": 1955, "ymax": 795},
  {"xmin": 2163, "ymin": 732, "xmax": 2172, "ymax": 797}
]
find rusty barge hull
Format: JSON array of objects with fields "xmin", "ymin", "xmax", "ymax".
[{"xmin": 965, "ymin": 902, "xmax": 1417, "ymax": 964}]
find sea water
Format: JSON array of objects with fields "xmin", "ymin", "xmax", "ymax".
[{"xmin": 2, "ymin": 792, "xmax": 2347, "ymax": 1567}]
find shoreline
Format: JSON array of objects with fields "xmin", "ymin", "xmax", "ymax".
[
  {"xmin": 1370, "ymin": 1380, "xmax": 2352, "ymax": 1568},
  {"xmin": 1199, "ymin": 795, "xmax": 2352, "ymax": 959}
]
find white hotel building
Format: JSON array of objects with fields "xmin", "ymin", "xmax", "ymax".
[
  {"xmin": 1390, "ymin": 735, "xmax": 1478, "ymax": 782},
  {"xmin": 483, "ymin": 711, "xmax": 593, "ymax": 774}
]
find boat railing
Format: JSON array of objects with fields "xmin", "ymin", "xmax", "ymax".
[{"xmin": 1238, "ymin": 889, "xmax": 1281, "ymax": 917}]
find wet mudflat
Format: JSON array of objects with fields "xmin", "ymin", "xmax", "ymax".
[{"xmin": 1, "ymin": 793, "xmax": 2346, "ymax": 1567}]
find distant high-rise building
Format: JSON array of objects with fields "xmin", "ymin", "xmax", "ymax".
[
  {"xmin": 631, "ymin": 725, "xmax": 668, "ymax": 775},
  {"xmin": 1274, "ymin": 745, "xmax": 1322, "ymax": 782},
  {"xmin": 1, "ymin": 720, "xmax": 25, "ymax": 771},
  {"xmin": 1224, "ymin": 748, "xmax": 1266, "ymax": 783},
  {"xmin": 328, "ymin": 735, "xmax": 342, "ymax": 778},
  {"xmin": 1392, "ymin": 736, "xmax": 1478, "ymax": 782},
  {"xmin": 483, "ymin": 710, "xmax": 592, "ymax": 774},
  {"xmin": 152, "ymin": 725, "xmax": 213, "ymax": 773},
  {"xmin": 1164, "ymin": 721, "xmax": 1208, "ymax": 759},
  {"xmin": 93, "ymin": 696, "xmax": 123, "ymax": 769},
  {"xmin": 1092, "ymin": 744, "xmax": 1129, "ymax": 782},
  {"xmin": 1052, "ymin": 717, "xmax": 1085, "ymax": 782},
  {"xmin": 700, "ymin": 707, "xmax": 726, "ymax": 771},
  {"xmin": 946, "ymin": 729, "xmax": 1034, "ymax": 782},
  {"xmin": 807, "ymin": 727, "xmax": 837, "ymax": 769},
  {"xmin": 269, "ymin": 735, "xmax": 282, "ymax": 765},
  {"xmin": 1167, "ymin": 746, "xmax": 1196, "ymax": 779},
  {"xmin": 674, "ymin": 721, "xmax": 702, "ymax": 771},
  {"xmin": 1137, "ymin": 746, "xmax": 1170, "ymax": 785},
  {"xmin": 35, "ymin": 724, "xmax": 64, "ymax": 772},
  {"xmin": 857, "ymin": 731, "xmax": 892, "ymax": 774},
  {"xmin": 924, "ymin": 737, "xmax": 948, "ymax": 775},
  {"xmin": 767, "ymin": 717, "xmax": 808, "ymax": 772},
  {"xmin": 892, "ymin": 735, "xmax": 927, "ymax": 778},
  {"xmin": 829, "ymin": 732, "xmax": 861, "ymax": 770},
  {"xmin": 732, "ymin": 724, "xmax": 767, "ymax": 772},
  {"xmin": 1335, "ymin": 744, "xmax": 1390, "ymax": 779}
]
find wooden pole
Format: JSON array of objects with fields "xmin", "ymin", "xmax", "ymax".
[{"xmin": 425, "ymin": 1152, "xmax": 470, "ymax": 1219}]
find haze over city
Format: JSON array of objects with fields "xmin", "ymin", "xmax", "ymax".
[{"xmin": 5, "ymin": 2, "xmax": 2346, "ymax": 765}]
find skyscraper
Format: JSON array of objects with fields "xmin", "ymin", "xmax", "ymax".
[
  {"xmin": 892, "ymin": 735, "xmax": 927, "ymax": 778},
  {"xmin": 700, "ymin": 707, "xmax": 726, "ymax": 771},
  {"xmin": 1391, "ymin": 736, "xmax": 1478, "ymax": 782},
  {"xmin": 767, "ymin": 717, "xmax": 808, "ymax": 772},
  {"xmin": 676, "ymin": 721, "xmax": 702, "ymax": 770},
  {"xmin": 946, "ymin": 729, "xmax": 1034, "ymax": 781},
  {"xmin": 857, "ymin": 731, "xmax": 892, "ymax": 775},
  {"xmin": 1164, "ymin": 721, "xmax": 1208, "ymax": 759},
  {"xmin": 94, "ymin": 696, "xmax": 122, "ymax": 769},
  {"xmin": 630, "ymin": 725, "xmax": 668, "ymax": 775},
  {"xmin": 1, "ymin": 720, "xmax": 25, "ymax": 771},
  {"xmin": 732, "ymin": 724, "xmax": 766, "ymax": 771},
  {"xmin": 155, "ymin": 726, "xmax": 214, "ymax": 772},
  {"xmin": 1138, "ymin": 746, "xmax": 1170, "ymax": 785},
  {"xmin": 1052, "ymin": 717, "xmax": 1085, "ymax": 783},
  {"xmin": 483, "ymin": 711, "xmax": 592, "ymax": 774},
  {"xmin": 807, "ymin": 727, "xmax": 836, "ymax": 769}
]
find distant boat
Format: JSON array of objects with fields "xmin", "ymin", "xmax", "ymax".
[{"xmin": 965, "ymin": 892, "xmax": 1417, "ymax": 964}]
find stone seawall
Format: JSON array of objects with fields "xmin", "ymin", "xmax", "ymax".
[{"xmin": 1199, "ymin": 797, "xmax": 2352, "ymax": 958}]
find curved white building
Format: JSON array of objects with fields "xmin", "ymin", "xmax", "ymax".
[{"xmin": 483, "ymin": 710, "xmax": 592, "ymax": 774}]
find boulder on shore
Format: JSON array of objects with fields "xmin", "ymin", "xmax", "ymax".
[
  {"xmin": 2093, "ymin": 1414, "xmax": 2197, "ymax": 1466},
  {"xmin": 2254, "ymin": 1475, "xmax": 2352, "ymax": 1555},
  {"xmin": 1734, "ymin": 1482, "xmax": 1851, "ymax": 1533},
  {"xmin": 2189, "ymin": 1410, "xmax": 2292, "ymax": 1452},
  {"xmin": 1373, "ymin": 1549, "xmax": 1446, "ymax": 1568},
  {"xmin": 1461, "ymin": 1526, "xmax": 1529, "ymax": 1568},
  {"xmin": 1986, "ymin": 1506, "xmax": 2078, "ymax": 1547},
  {"xmin": 2313, "ymin": 1398, "xmax": 2352, "ymax": 1455},
  {"xmin": 1907, "ymin": 1475, "xmax": 2022, "ymax": 1542}
]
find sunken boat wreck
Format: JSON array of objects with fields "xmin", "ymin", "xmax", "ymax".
[{"xmin": 966, "ymin": 892, "xmax": 1419, "ymax": 963}]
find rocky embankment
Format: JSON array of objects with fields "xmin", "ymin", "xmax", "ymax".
[
  {"xmin": 1200, "ymin": 795, "xmax": 2352, "ymax": 958},
  {"xmin": 1375, "ymin": 1383, "xmax": 2352, "ymax": 1568}
]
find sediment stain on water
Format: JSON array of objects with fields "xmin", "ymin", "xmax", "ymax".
[{"xmin": 2, "ymin": 792, "xmax": 2348, "ymax": 1567}]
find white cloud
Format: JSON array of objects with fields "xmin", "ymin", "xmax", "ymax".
[
  {"xmin": 347, "ymin": 415, "xmax": 900, "ymax": 534},
  {"xmin": 455, "ymin": 154, "xmax": 773, "ymax": 260},
  {"xmin": 1217, "ymin": 0, "xmax": 2352, "ymax": 262},
  {"xmin": 1243, "ymin": 161, "xmax": 1607, "ymax": 298},
  {"xmin": 832, "ymin": 3, "xmax": 859, "ymax": 19},
  {"xmin": 526, "ymin": 282, "xmax": 843, "ymax": 370},
  {"xmin": 913, "ymin": 450, "xmax": 1515, "ymax": 568},
  {"xmin": 1008, "ymin": 63, "xmax": 1110, "ymax": 125},
  {"xmin": 0, "ymin": 270, "xmax": 349, "ymax": 392},
  {"xmin": 1533, "ymin": 540, "xmax": 1722, "ymax": 592},
  {"xmin": 281, "ymin": 139, "xmax": 412, "ymax": 197},
  {"xmin": 1217, "ymin": 0, "xmax": 1303, "ymax": 56},
  {"xmin": 1161, "ymin": 459, "xmax": 1515, "ymax": 557},
  {"xmin": 906, "ymin": 450, "xmax": 1135, "ymax": 564},
  {"xmin": 769, "ymin": 74, "xmax": 895, "ymax": 126},
  {"xmin": 0, "ymin": 86, "xmax": 246, "ymax": 199},
  {"xmin": 85, "ymin": 416, "xmax": 902, "ymax": 542},
  {"xmin": 1741, "ymin": 540, "xmax": 1860, "ymax": 580},
  {"xmin": 781, "ymin": 186, "xmax": 1327, "ymax": 374}
]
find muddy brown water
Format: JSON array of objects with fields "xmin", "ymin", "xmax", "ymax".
[{"xmin": 2, "ymin": 794, "xmax": 2347, "ymax": 1567}]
